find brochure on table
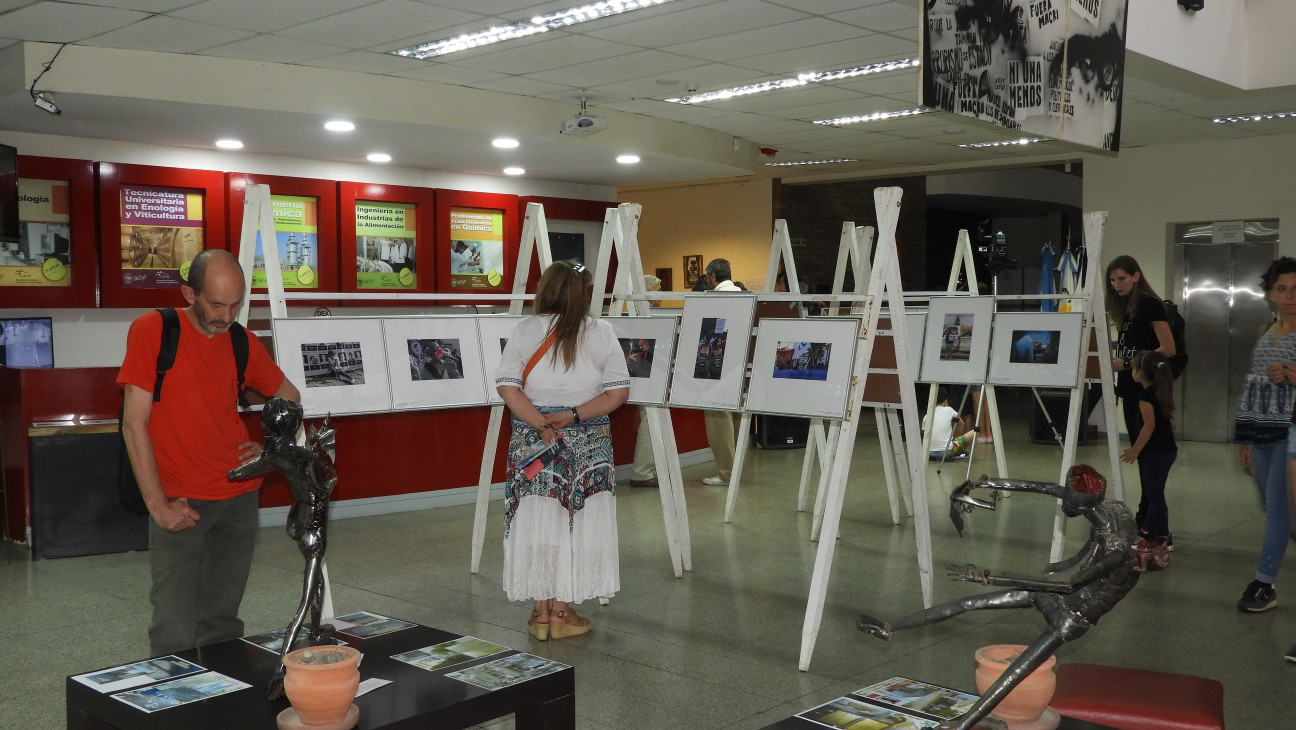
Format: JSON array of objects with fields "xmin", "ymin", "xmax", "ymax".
[{"xmin": 796, "ymin": 676, "xmax": 978, "ymax": 729}]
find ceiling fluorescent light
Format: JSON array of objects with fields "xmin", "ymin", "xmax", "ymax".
[
  {"xmin": 957, "ymin": 137, "xmax": 1044, "ymax": 149},
  {"xmin": 1213, "ymin": 112, "xmax": 1296, "ymax": 124},
  {"xmin": 392, "ymin": 0, "xmax": 675, "ymax": 59},
  {"xmin": 764, "ymin": 158, "xmax": 858, "ymax": 167},
  {"xmin": 814, "ymin": 108, "xmax": 930, "ymax": 126},
  {"xmin": 666, "ymin": 58, "xmax": 919, "ymax": 105}
]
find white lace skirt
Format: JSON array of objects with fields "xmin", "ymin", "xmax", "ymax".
[{"xmin": 503, "ymin": 491, "xmax": 619, "ymax": 602}]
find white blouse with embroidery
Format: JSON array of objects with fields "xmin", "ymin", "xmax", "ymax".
[{"xmin": 494, "ymin": 314, "xmax": 630, "ymax": 408}]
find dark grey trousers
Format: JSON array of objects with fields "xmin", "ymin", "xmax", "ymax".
[{"xmin": 148, "ymin": 490, "xmax": 259, "ymax": 655}]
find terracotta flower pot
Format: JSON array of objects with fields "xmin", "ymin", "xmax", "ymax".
[
  {"xmin": 281, "ymin": 645, "xmax": 361, "ymax": 728},
  {"xmin": 973, "ymin": 644, "xmax": 1060, "ymax": 730}
]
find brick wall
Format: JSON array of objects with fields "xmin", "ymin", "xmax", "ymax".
[{"xmin": 774, "ymin": 177, "xmax": 927, "ymax": 293}]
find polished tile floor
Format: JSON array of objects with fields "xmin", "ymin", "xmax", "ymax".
[{"xmin": 4, "ymin": 410, "xmax": 1295, "ymax": 729}]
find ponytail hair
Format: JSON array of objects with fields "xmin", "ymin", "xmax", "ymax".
[{"xmin": 1132, "ymin": 350, "xmax": 1175, "ymax": 419}]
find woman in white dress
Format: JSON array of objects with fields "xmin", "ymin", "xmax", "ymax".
[{"xmin": 495, "ymin": 261, "xmax": 630, "ymax": 639}]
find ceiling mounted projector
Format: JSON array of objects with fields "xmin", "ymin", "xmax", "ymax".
[{"xmin": 559, "ymin": 96, "xmax": 606, "ymax": 137}]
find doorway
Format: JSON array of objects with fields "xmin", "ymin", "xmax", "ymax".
[{"xmin": 1173, "ymin": 220, "xmax": 1279, "ymax": 443}]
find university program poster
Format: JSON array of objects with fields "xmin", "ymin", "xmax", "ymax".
[
  {"xmin": 119, "ymin": 183, "xmax": 205, "ymax": 287},
  {"xmin": 252, "ymin": 194, "xmax": 321, "ymax": 289},
  {"xmin": 449, "ymin": 206, "xmax": 504, "ymax": 289},
  {"xmin": 1, "ymin": 178, "xmax": 71, "ymax": 287},
  {"xmin": 356, "ymin": 200, "xmax": 417, "ymax": 289}
]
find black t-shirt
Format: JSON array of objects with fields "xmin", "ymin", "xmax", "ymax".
[
  {"xmin": 1115, "ymin": 296, "xmax": 1168, "ymax": 398},
  {"xmin": 1136, "ymin": 386, "xmax": 1177, "ymax": 453}
]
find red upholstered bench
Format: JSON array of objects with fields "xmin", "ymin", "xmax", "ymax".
[{"xmin": 1050, "ymin": 663, "xmax": 1225, "ymax": 730}]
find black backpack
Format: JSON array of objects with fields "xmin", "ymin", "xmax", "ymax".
[
  {"xmin": 117, "ymin": 308, "xmax": 249, "ymax": 515},
  {"xmin": 1163, "ymin": 299, "xmax": 1188, "ymax": 378}
]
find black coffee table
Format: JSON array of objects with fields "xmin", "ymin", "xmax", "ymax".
[{"xmin": 66, "ymin": 622, "xmax": 574, "ymax": 730}]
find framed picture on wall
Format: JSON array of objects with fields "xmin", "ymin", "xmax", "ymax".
[
  {"xmin": 437, "ymin": 189, "xmax": 519, "ymax": 294},
  {"xmin": 96, "ymin": 162, "xmax": 227, "ymax": 308},
  {"xmin": 746, "ymin": 317, "xmax": 860, "ymax": 419},
  {"xmin": 2, "ymin": 156, "xmax": 97, "ymax": 308},
  {"xmin": 272, "ymin": 317, "xmax": 391, "ymax": 416},
  {"xmin": 667, "ymin": 293, "xmax": 756, "ymax": 411},
  {"xmin": 683, "ymin": 254, "xmax": 703, "ymax": 289},
  {"xmin": 339, "ymin": 181, "xmax": 436, "ymax": 299},
  {"xmin": 988, "ymin": 312, "xmax": 1084, "ymax": 387},
  {"xmin": 918, "ymin": 296, "xmax": 995, "ymax": 384},
  {"xmin": 227, "ymin": 173, "xmax": 340, "ymax": 294},
  {"xmin": 382, "ymin": 315, "xmax": 488, "ymax": 410},
  {"xmin": 607, "ymin": 316, "xmax": 678, "ymax": 405},
  {"xmin": 476, "ymin": 315, "xmax": 526, "ymax": 404}
]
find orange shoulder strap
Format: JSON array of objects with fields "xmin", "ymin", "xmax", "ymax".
[{"xmin": 522, "ymin": 330, "xmax": 557, "ymax": 384}]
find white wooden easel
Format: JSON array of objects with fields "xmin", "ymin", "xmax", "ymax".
[
  {"xmin": 720, "ymin": 219, "xmax": 800, "ymax": 522},
  {"xmin": 468, "ymin": 202, "xmax": 554, "ymax": 574},
  {"xmin": 799, "ymin": 186, "xmax": 930, "ymax": 670},
  {"xmin": 591, "ymin": 203, "xmax": 693, "ymax": 577},
  {"xmin": 1046, "ymin": 211, "xmax": 1123, "ymax": 562},
  {"xmin": 801, "ymin": 223, "xmax": 872, "ymax": 528},
  {"xmin": 235, "ymin": 183, "xmax": 335, "ymax": 620}
]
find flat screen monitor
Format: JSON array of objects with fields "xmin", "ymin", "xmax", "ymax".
[
  {"xmin": 1, "ymin": 317, "xmax": 54, "ymax": 368},
  {"xmin": 0, "ymin": 143, "xmax": 16, "ymax": 244}
]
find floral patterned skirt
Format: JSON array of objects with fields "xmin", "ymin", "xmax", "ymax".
[{"xmin": 502, "ymin": 408, "xmax": 619, "ymax": 603}]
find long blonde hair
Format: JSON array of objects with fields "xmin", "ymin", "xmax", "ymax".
[{"xmin": 534, "ymin": 260, "xmax": 590, "ymax": 370}]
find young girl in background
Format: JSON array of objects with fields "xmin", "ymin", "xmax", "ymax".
[{"xmin": 1121, "ymin": 349, "xmax": 1177, "ymax": 571}]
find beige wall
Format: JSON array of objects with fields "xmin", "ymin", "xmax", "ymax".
[
  {"xmin": 1083, "ymin": 131, "xmax": 1296, "ymax": 295},
  {"xmin": 619, "ymin": 179, "xmax": 774, "ymax": 296}
]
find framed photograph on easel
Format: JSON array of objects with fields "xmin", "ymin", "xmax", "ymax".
[
  {"xmin": 988, "ymin": 311, "xmax": 1084, "ymax": 387},
  {"xmin": 382, "ymin": 315, "xmax": 488, "ymax": 410},
  {"xmin": 667, "ymin": 294, "xmax": 756, "ymax": 411},
  {"xmin": 476, "ymin": 315, "xmax": 526, "ymax": 404},
  {"xmin": 607, "ymin": 315, "xmax": 678, "ymax": 405},
  {"xmin": 271, "ymin": 317, "xmax": 392, "ymax": 416},
  {"xmin": 746, "ymin": 317, "xmax": 860, "ymax": 419},
  {"xmin": 919, "ymin": 296, "xmax": 995, "ymax": 384}
]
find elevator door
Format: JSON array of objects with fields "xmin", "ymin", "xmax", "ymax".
[{"xmin": 1177, "ymin": 221, "xmax": 1278, "ymax": 443}]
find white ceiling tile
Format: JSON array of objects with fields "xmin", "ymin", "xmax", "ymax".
[
  {"xmin": 200, "ymin": 33, "xmax": 346, "ymax": 63},
  {"xmin": 695, "ymin": 116, "xmax": 810, "ymax": 137},
  {"xmin": 596, "ymin": 97, "xmax": 677, "ymax": 114},
  {"xmin": 582, "ymin": 0, "xmax": 808, "ymax": 48},
  {"xmin": 650, "ymin": 104, "xmax": 747, "ymax": 123},
  {"xmin": 0, "ymin": 1, "xmax": 149, "ymax": 42},
  {"xmin": 0, "ymin": 0, "xmax": 33, "ymax": 12},
  {"xmin": 440, "ymin": 34, "xmax": 639, "ymax": 75},
  {"xmin": 276, "ymin": 0, "xmax": 484, "ymax": 49},
  {"xmin": 829, "ymin": 1, "xmax": 919, "ymax": 33},
  {"xmin": 78, "ymin": 0, "xmax": 197, "ymax": 10},
  {"xmin": 299, "ymin": 49, "xmax": 433, "ymax": 74},
  {"xmin": 735, "ymin": 33, "xmax": 915, "ymax": 74},
  {"xmin": 526, "ymin": 49, "xmax": 700, "ymax": 89},
  {"xmin": 533, "ymin": 89, "xmax": 628, "ymax": 105},
  {"xmin": 85, "ymin": 16, "xmax": 256, "ymax": 53},
  {"xmin": 387, "ymin": 62, "xmax": 508, "ymax": 85},
  {"xmin": 836, "ymin": 69, "xmax": 919, "ymax": 96},
  {"xmin": 883, "ymin": 88, "xmax": 920, "ymax": 104},
  {"xmin": 661, "ymin": 17, "xmax": 866, "ymax": 63},
  {"xmin": 467, "ymin": 75, "xmax": 575, "ymax": 97},
  {"xmin": 411, "ymin": 0, "xmax": 545, "ymax": 14},
  {"xmin": 169, "ymin": 0, "xmax": 385, "ymax": 33},
  {"xmin": 765, "ymin": 0, "xmax": 891, "ymax": 15}
]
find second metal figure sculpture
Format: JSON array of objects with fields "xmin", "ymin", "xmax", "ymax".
[
  {"xmin": 857, "ymin": 465, "xmax": 1141, "ymax": 730},
  {"xmin": 229, "ymin": 398, "xmax": 339, "ymax": 699}
]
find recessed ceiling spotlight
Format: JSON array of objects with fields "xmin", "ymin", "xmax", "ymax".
[
  {"xmin": 215, "ymin": 139, "xmax": 244, "ymax": 149},
  {"xmin": 324, "ymin": 120, "xmax": 356, "ymax": 132},
  {"xmin": 503, "ymin": 166, "xmax": 526, "ymax": 176},
  {"xmin": 492, "ymin": 138, "xmax": 520, "ymax": 148},
  {"xmin": 367, "ymin": 152, "xmax": 392, "ymax": 163},
  {"xmin": 616, "ymin": 154, "xmax": 641, "ymax": 164}
]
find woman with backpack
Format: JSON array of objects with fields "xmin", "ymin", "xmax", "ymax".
[
  {"xmin": 1106, "ymin": 255, "xmax": 1178, "ymax": 545},
  {"xmin": 1107, "ymin": 256, "xmax": 1177, "ymax": 437}
]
